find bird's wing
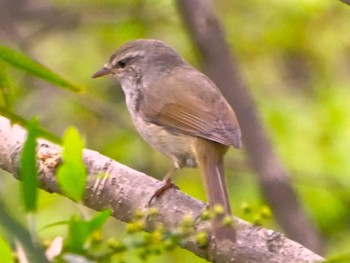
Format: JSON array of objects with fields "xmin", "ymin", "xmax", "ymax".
[{"xmin": 140, "ymin": 67, "xmax": 241, "ymax": 147}]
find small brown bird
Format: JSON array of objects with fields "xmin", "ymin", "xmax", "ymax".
[{"xmin": 93, "ymin": 39, "xmax": 241, "ymax": 242}]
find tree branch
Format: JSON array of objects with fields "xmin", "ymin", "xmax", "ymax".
[
  {"xmin": 339, "ymin": 0, "xmax": 350, "ymax": 6},
  {"xmin": 0, "ymin": 116, "xmax": 323, "ymax": 263}
]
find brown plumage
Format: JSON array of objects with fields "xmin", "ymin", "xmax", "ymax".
[{"xmin": 93, "ymin": 39, "xmax": 241, "ymax": 243}]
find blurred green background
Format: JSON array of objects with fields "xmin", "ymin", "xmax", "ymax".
[{"xmin": 1, "ymin": 0, "xmax": 350, "ymax": 262}]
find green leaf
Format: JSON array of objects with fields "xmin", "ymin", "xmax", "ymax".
[
  {"xmin": 0, "ymin": 45, "xmax": 83, "ymax": 93},
  {"xmin": 0, "ymin": 63, "xmax": 13, "ymax": 109},
  {"xmin": 67, "ymin": 214, "xmax": 90, "ymax": 253},
  {"xmin": 67, "ymin": 210, "xmax": 111, "ymax": 253},
  {"xmin": 0, "ymin": 201, "xmax": 49, "ymax": 263},
  {"xmin": 57, "ymin": 127, "xmax": 86, "ymax": 201},
  {"xmin": 0, "ymin": 237, "xmax": 14, "ymax": 263},
  {"xmin": 88, "ymin": 209, "xmax": 111, "ymax": 232},
  {"xmin": 39, "ymin": 220, "xmax": 69, "ymax": 231},
  {"xmin": 20, "ymin": 117, "xmax": 39, "ymax": 212},
  {"xmin": 0, "ymin": 106, "xmax": 61, "ymax": 144}
]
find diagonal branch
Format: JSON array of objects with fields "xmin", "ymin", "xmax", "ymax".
[
  {"xmin": 0, "ymin": 116, "xmax": 323, "ymax": 263},
  {"xmin": 339, "ymin": 0, "xmax": 350, "ymax": 6}
]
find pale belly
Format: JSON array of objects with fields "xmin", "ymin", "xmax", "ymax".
[{"xmin": 132, "ymin": 115, "xmax": 197, "ymax": 169}]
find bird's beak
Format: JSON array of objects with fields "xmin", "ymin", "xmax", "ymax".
[{"xmin": 92, "ymin": 67, "xmax": 112, "ymax": 78}]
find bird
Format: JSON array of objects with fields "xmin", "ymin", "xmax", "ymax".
[{"xmin": 93, "ymin": 39, "xmax": 241, "ymax": 242}]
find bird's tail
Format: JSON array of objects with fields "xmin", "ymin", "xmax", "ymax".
[{"xmin": 193, "ymin": 138, "xmax": 236, "ymax": 242}]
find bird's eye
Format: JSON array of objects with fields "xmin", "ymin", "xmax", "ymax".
[{"xmin": 117, "ymin": 59, "xmax": 127, "ymax": 68}]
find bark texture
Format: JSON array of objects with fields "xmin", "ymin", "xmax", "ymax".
[{"xmin": 0, "ymin": 116, "xmax": 324, "ymax": 263}]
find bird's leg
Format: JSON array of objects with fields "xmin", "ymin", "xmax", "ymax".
[{"xmin": 148, "ymin": 167, "xmax": 179, "ymax": 206}]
